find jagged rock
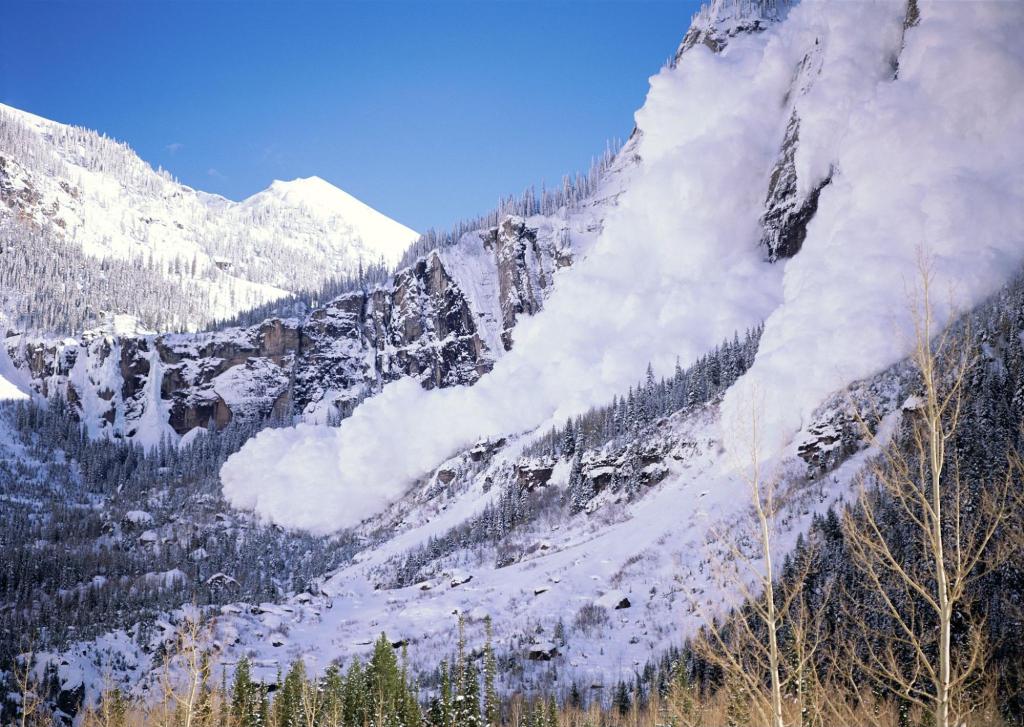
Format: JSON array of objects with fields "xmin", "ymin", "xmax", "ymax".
[
  {"xmin": 436, "ymin": 468, "xmax": 457, "ymax": 484},
  {"xmin": 517, "ymin": 460, "xmax": 554, "ymax": 490},
  {"xmin": 470, "ymin": 437, "xmax": 506, "ymax": 462},
  {"xmin": 760, "ymin": 112, "xmax": 832, "ymax": 261},
  {"xmin": 674, "ymin": 0, "xmax": 792, "ymax": 62},
  {"xmin": 596, "ymin": 590, "xmax": 631, "ymax": 610},
  {"xmin": 482, "ymin": 217, "xmax": 551, "ymax": 350},
  {"xmin": 528, "ymin": 641, "xmax": 558, "ymax": 661},
  {"xmin": 5, "ymin": 216, "xmax": 572, "ymax": 439},
  {"xmin": 585, "ymin": 465, "xmax": 617, "ymax": 490},
  {"xmin": 638, "ymin": 462, "xmax": 669, "ymax": 486}
]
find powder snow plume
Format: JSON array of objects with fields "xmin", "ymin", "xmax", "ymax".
[
  {"xmin": 722, "ymin": 0, "xmax": 1024, "ymax": 457},
  {"xmin": 222, "ymin": 1, "xmax": 1024, "ymax": 534}
]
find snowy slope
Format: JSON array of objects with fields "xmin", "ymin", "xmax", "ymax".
[
  {"xmin": 12, "ymin": 0, "xmax": 1024, "ymax": 712},
  {"xmin": 208, "ymin": 365, "xmax": 912, "ymax": 694},
  {"xmin": 0, "ymin": 103, "xmax": 418, "ymax": 328},
  {"xmin": 223, "ymin": 0, "xmax": 1024, "ymax": 536},
  {"xmin": 241, "ymin": 176, "xmax": 418, "ymax": 268}
]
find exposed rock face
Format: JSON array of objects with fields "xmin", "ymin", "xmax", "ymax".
[
  {"xmin": 673, "ymin": 0, "xmax": 793, "ymax": 62},
  {"xmin": 760, "ymin": 36, "xmax": 831, "ymax": 262},
  {"xmin": 482, "ymin": 217, "xmax": 566, "ymax": 350},
  {"xmin": 366, "ymin": 252, "xmax": 490, "ymax": 390},
  {"xmin": 516, "ymin": 460, "xmax": 555, "ymax": 490},
  {"xmin": 670, "ymin": 0, "xmax": 837, "ymax": 264},
  {"xmin": 6, "ymin": 216, "xmax": 572, "ymax": 438},
  {"xmin": 759, "ymin": 113, "xmax": 832, "ymax": 261}
]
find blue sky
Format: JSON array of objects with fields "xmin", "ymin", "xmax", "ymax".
[{"xmin": 1, "ymin": 1, "xmax": 700, "ymax": 232}]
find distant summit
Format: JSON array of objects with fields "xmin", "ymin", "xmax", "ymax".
[{"xmin": 0, "ymin": 103, "xmax": 419, "ymax": 331}]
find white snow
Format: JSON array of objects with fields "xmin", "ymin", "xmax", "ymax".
[
  {"xmin": 0, "ymin": 340, "xmax": 30, "ymax": 401},
  {"xmin": 722, "ymin": 0, "xmax": 1024, "ymax": 457},
  {"xmin": 595, "ymin": 590, "xmax": 630, "ymax": 610},
  {"xmin": 211, "ymin": 399, "xmax": 901, "ymax": 691},
  {"xmin": 124, "ymin": 510, "xmax": 154, "ymax": 525},
  {"xmin": 243, "ymin": 177, "xmax": 419, "ymax": 268},
  {"xmin": 130, "ymin": 345, "xmax": 178, "ymax": 450},
  {"xmin": 222, "ymin": 9, "xmax": 789, "ymax": 533},
  {"xmin": 224, "ymin": 1, "xmax": 1024, "ymax": 536},
  {"xmin": 0, "ymin": 104, "xmax": 419, "ymax": 326}
]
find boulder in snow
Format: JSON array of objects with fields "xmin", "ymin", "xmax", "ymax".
[
  {"xmin": 528, "ymin": 641, "xmax": 558, "ymax": 661},
  {"xmin": 595, "ymin": 590, "xmax": 631, "ymax": 610}
]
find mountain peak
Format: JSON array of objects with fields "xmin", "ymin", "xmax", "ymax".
[
  {"xmin": 674, "ymin": 0, "xmax": 793, "ymax": 60},
  {"xmin": 249, "ymin": 176, "xmax": 418, "ymax": 267}
]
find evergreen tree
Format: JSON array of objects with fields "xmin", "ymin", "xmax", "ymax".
[
  {"xmin": 483, "ymin": 617, "xmax": 499, "ymax": 727},
  {"xmin": 439, "ymin": 660, "xmax": 454, "ymax": 727},
  {"xmin": 275, "ymin": 659, "xmax": 305, "ymax": 727},
  {"xmin": 231, "ymin": 657, "xmax": 261, "ymax": 727},
  {"xmin": 368, "ymin": 633, "xmax": 403, "ymax": 727},
  {"xmin": 344, "ymin": 659, "xmax": 368, "ymax": 727}
]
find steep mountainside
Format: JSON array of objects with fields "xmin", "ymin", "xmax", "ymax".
[
  {"xmin": 2, "ymin": 0, "xmax": 1023, "ymax": 720},
  {"xmin": 0, "ymin": 103, "xmax": 418, "ymax": 330},
  {"xmin": 3, "ymin": 197, "xmax": 614, "ymax": 443}
]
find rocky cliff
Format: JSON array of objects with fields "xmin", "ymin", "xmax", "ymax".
[{"xmin": 5, "ymin": 212, "xmax": 586, "ymax": 440}]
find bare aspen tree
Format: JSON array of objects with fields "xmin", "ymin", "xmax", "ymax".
[
  {"xmin": 298, "ymin": 662, "xmax": 324, "ymax": 727},
  {"xmin": 835, "ymin": 257, "xmax": 1021, "ymax": 727},
  {"xmin": 11, "ymin": 648, "xmax": 47, "ymax": 727},
  {"xmin": 152, "ymin": 612, "xmax": 215, "ymax": 727},
  {"xmin": 691, "ymin": 394, "xmax": 825, "ymax": 727},
  {"xmin": 80, "ymin": 673, "xmax": 129, "ymax": 727}
]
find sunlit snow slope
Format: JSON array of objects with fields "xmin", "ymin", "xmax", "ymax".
[
  {"xmin": 0, "ymin": 103, "xmax": 418, "ymax": 327},
  {"xmin": 223, "ymin": 0, "xmax": 1024, "ymax": 535}
]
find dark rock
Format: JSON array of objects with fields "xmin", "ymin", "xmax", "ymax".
[
  {"xmin": 5, "ymin": 212, "xmax": 571, "ymax": 441},
  {"xmin": 517, "ymin": 461, "xmax": 554, "ymax": 490},
  {"xmin": 528, "ymin": 641, "xmax": 558, "ymax": 661},
  {"xmin": 760, "ymin": 112, "xmax": 832, "ymax": 262}
]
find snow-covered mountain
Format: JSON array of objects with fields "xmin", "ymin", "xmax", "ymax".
[
  {"xmin": 0, "ymin": 103, "xmax": 418, "ymax": 330},
  {"xmin": 3, "ymin": 0, "xmax": 1024, "ymax": 719},
  {"xmin": 3, "ymin": 197, "xmax": 614, "ymax": 445},
  {"xmin": 212, "ymin": 0, "xmax": 1024, "ymax": 673}
]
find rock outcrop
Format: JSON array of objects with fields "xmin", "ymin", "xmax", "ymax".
[
  {"xmin": 6, "ymin": 215, "xmax": 575, "ymax": 439},
  {"xmin": 673, "ymin": 0, "xmax": 793, "ymax": 62}
]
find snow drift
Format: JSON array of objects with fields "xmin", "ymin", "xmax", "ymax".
[{"xmin": 222, "ymin": 0, "xmax": 1024, "ymax": 534}]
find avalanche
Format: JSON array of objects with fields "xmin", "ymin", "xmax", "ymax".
[
  {"xmin": 222, "ymin": 0, "xmax": 1024, "ymax": 535},
  {"xmin": 723, "ymin": 0, "xmax": 1024, "ymax": 456}
]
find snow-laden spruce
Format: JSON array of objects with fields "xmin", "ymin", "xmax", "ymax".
[{"xmin": 222, "ymin": 0, "xmax": 1024, "ymax": 535}]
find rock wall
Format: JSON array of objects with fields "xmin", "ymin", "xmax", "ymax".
[{"xmin": 6, "ymin": 216, "xmax": 573, "ymax": 439}]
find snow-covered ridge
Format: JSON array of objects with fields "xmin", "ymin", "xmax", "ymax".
[
  {"xmin": 5, "ymin": 203, "xmax": 603, "ymax": 444},
  {"xmin": 0, "ymin": 103, "xmax": 419, "ymax": 329},
  {"xmin": 222, "ymin": 0, "xmax": 1024, "ymax": 539}
]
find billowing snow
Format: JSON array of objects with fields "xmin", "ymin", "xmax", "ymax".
[
  {"xmin": 723, "ymin": 0, "xmax": 1024, "ymax": 456},
  {"xmin": 222, "ymin": 7, "xmax": 789, "ymax": 532},
  {"xmin": 223, "ymin": 1, "xmax": 1024, "ymax": 535}
]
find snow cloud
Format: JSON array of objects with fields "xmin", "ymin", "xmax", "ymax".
[
  {"xmin": 722, "ymin": 0, "xmax": 1024, "ymax": 456},
  {"xmin": 222, "ymin": 1, "xmax": 1024, "ymax": 534}
]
